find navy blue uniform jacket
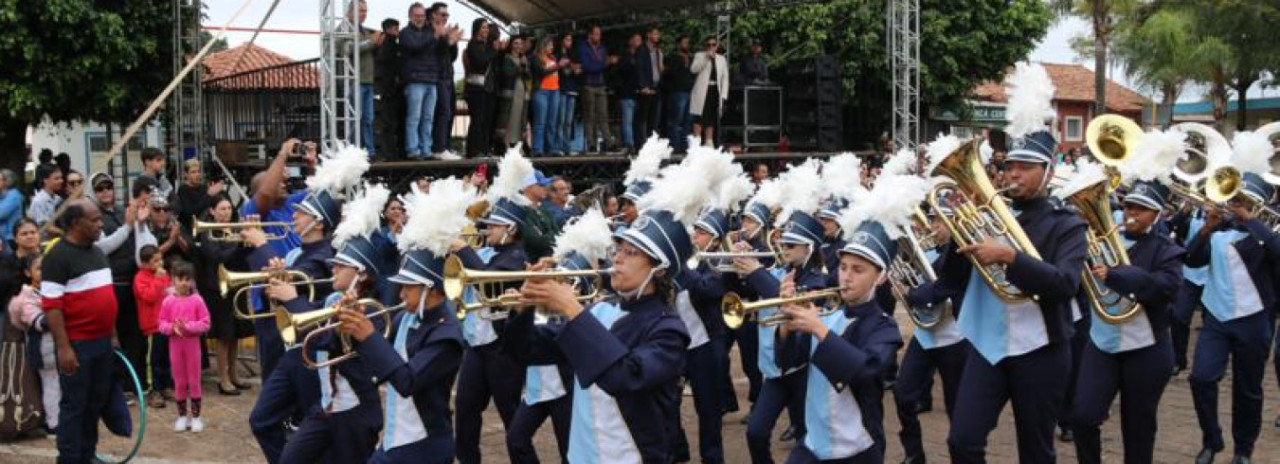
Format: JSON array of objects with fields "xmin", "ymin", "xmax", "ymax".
[
  {"xmin": 504, "ymin": 294, "xmax": 691, "ymax": 464},
  {"xmin": 1101, "ymin": 231, "xmax": 1185, "ymax": 334},
  {"xmin": 248, "ymin": 239, "xmax": 334, "ymax": 314},
  {"xmin": 811, "ymin": 300, "xmax": 903, "ymax": 458},
  {"xmin": 930, "ymin": 197, "xmax": 1088, "ymax": 345},
  {"xmin": 1184, "ymin": 217, "xmax": 1280, "ymax": 313},
  {"xmin": 680, "ymin": 260, "xmax": 730, "ymax": 338}
]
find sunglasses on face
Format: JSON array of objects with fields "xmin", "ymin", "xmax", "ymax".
[
  {"xmin": 94, "ymin": 184, "xmax": 114, "ymax": 192},
  {"xmin": 782, "ymin": 243, "xmax": 802, "ymax": 249},
  {"xmin": 152, "ymin": 206, "xmax": 169, "ymax": 212},
  {"xmin": 68, "ymin": 180, "xmax": 83, "ymax": 187}
]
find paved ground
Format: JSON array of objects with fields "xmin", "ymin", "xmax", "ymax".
[{"xmin": 4, "ymin": 311, "xmax": 1280, "ymax": 464}]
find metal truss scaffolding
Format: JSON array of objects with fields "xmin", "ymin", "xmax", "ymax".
[
  {"xmin": 319, "ymin": 0, "xmax": 360, "ymax": 151},
  {"xmin": 888, "ymin": 0, "xmax": 920, "ymax": 150},
  {"xmin": 170, "ymin": 0, "xmax": 205, "ymax": 176}
]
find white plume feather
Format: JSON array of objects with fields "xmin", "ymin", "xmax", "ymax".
[
  {"xmin": 399, "ymin": 177, "xmax": 480, "ymax": 256},
  {"xmin": 487, "ymin": 145, "xmax": 535, "ymax": 206},
  {"xmin": 625, "ymin": 135, "xmax": 673, "ymax": 185},
  {"xmin": 746, "ymin": 178, "xmax": 783, "ymax": 213},
  {"xmin": 1053, "ymin": 159, "xmax": 1108, "ymax": 200},
  {"xmin": 1231, "ymin": 130, "xmax": 1274, "ymax": 176},
  {"xmin": 306, "ymin": 143, "xmax": 371, "ymax": 195},
  {"xmin": 839, "ymin": 172, "xmax": 930, "ymax": 241},
  {"xmin": 773, "ymin": 158, "xmax": 825, "ymax": 228},
  {"xmin": 332, "ymin": 183, "xmax": 390, "ymax": 249},
  {"xmin": 925, "ymin": 134, "xmax": 964, "ymax": 175},
  {"xmin": 552, "ymin": 208, "xmax": 614, "ymax": 264},
  {"xmin": 1121, "ymin": 130, "xmax": 1187, "ymax": 183},
  {"xmin": 883, "ymin": 148, "xmax": 919, "ymax": 176},
  {"xmin": 638, "ymin": 145, "xmax": 738, "ymax": 225},
  {"xmin": 821, "ymin": 153, "xmax": 867, "ymax": 205},
  {"xmin": 1004, "ymin": 62, "xmax": 1056, "ymax": 139},
  {"xmin": 712, "ymin": 174, "xmax": 755, "ymax": 213}
]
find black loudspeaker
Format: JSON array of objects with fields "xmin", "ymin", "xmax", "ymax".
[
  {"xmin": 785, "ymin": 55, "xmax": 844, "ymax": 151},
  {"xmin": 745, "ymin": 87, "xmax": 782, "ymax": 126}
]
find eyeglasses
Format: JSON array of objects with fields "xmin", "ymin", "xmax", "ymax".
[
  {"xmin": 615, "ymin": 245, "xmax": 646, "ymax": 260},
  {"xmin": 151, "ymin": 206, "xmax": 170, "ymax": 212},
  {"xmin": 94, "ymin": 184, "xmax": 114, "ymax": 192}
]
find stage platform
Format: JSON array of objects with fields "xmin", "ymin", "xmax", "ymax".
[{"xmin": 225, "ymin": 150, "xmax": 871, "ymax": 193}]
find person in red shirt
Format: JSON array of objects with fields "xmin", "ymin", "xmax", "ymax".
[{"xmin": 134, "ymin": 244, "xmax": 172, "ymax": 409}]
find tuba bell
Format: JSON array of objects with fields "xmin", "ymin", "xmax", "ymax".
[
  {"xmin": 1060, "ymin": 173, "xmax": 1143, "ymax": 324},
  {"xmin": 887, "ymin": 207, "xmax": 951, "ymax": 328},
  {"xmin": 927, "ymin": 138, "xmax": 1041, "ymax": 302},
  {"xmin": 1167, "ymin": 123, "xmax": 1241, "ymax": 210}
]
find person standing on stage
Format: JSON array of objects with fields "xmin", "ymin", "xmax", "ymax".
[
  {"xmin": 555, "ymin": 33, "xmax": 582, "ymax": 155},
  {"xmin": 1066, "ymin": 150, "xmax": 1185, "ymax": 464},
  {"xmin": 530, "ymin": 35, "xmax": 569, "ymax": 157},
  {"xmin": 689, "ymin": 35, "xmax": 728, "ymax": 148},
  {"xmin": 463, "ymin": 18, "xmax": 497, "ymax": 159},
  {"xmin": 428, "ymin": 2, "xmax": 462, "ymax": 160},
  {"xmin": 664, "ymin": 35, "xmax": 694, "ymax": 153},
  {"xmin": 493, "ymin": 35, "xmax": 531, "ymax": 150},
  {"xmin": 577, "ymin": 24, "xmax": 615, "ymax": 154},
  {"xmin": 636, "ymin": 27, "xmax": 663, "ymax": 144},
  {"xmin": 927, "ymin": 63, "xmax": 1088, "ymax": 464},
  {"xmin": 375, "ymin": 17, "xmax": 404, "ymax": 159},
  {"xmin": 1185, "ymin": 169, "xmax": 1280, "ymax": 464}
]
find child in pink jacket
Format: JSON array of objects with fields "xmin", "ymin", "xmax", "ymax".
[
  {"xmin": 157, "ymin": 260, "xmax": 210, "ymax": 433},
  {"xmin": 8, "ymin": 253, "xmax": 57, "ymax": 433}
]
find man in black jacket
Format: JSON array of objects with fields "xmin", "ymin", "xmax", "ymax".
[
  {"xmin": 399, "ymin": 2, "xmax": 459, "ymax": 159},
  {"xmin": 374, "ymin": 18, "xmax": 403, "ymax": 159}
]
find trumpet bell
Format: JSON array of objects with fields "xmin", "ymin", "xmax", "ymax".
[
  {"xmin": 277, "ymin": 306, "xmax": 339, "ymax": 346},
  {"xmin": 720, "ymin": 288, "xmax": 844, "ymax": 328},
  {"xmin": 1085, "ymin": 114, "xmax": 1142, "ymax": 167}
]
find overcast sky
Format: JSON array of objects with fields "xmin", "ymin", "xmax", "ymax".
[{"xmin": 207, "ymin": 1, "xmax": 1274, "ymax": 104}]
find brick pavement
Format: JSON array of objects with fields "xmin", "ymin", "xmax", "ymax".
[{"xmin": 3, "ymin": 311, "xmax": 1280, "ymax": 463}]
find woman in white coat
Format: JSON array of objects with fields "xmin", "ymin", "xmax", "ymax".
[{"xmin": 690, "ymin": 35, "xmax": 729, "ymax": 147}]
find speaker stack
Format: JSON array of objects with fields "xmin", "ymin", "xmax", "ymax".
[{"xmin": 784, "ymin": 55, "xmax": 844, "ymax": 151}]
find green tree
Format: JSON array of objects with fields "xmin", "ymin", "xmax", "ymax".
[
  {"xmin": 1185, "ymin": 0, "xmax": 1280, "ymax": 130},
  {"xmin": 1050, "ymin": 0, "xmax": 1141, "ymax": 114},
  {"xmin": 0, "ymin": 0, "xmax": 174, "ymax": 189},
  {"xmin": 1112, "ymin": 8, "xmax": 1226, "ymax": 113}
]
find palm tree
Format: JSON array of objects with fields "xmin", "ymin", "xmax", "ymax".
[{"xmin": 1049, "ymin": 0, "xmax": 1140, "ymax": 115}]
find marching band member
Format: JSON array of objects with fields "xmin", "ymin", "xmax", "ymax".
[
  {"xmin": 455, "ymin": 148, "xmax": 536, "ymax": 464},
  {"xmin": 737, "ymin": 159, "xmax": 829, "ymax": 464},
  {"xmin": 245, "ymin": 145, "xmax": 369, "ymax": 464},
  {"xmin": 726, "ymin": 177, "xmax": 783, "ymax": 410},
  {"xmin": 670, "ymin": 159, "xmax": 754, "ymax": 464},
  {"xmin": 895, "ymin": 137, "xmax": 971, "ymax": 464},
  {"xmin": 776, "ymin": 171, "xmax": 929, "ymax": 463},
  {"xmin": 614, "ymin": 135, "xmax": 672, "ymax": 233},
  {"xmin": 929, "ymin": 63, "xmax": 1089, "ymax": 464},
  {"xmin": 505, "ymin": 208, "xmax": 614, "ymax": 464},
  {"xmin": 506, "ymin": 144, "xmax": 740, "ymax": 464},
  {"xmin": 816, "ymin": 154, "xmax": 864, "ymax": 279},
  {"xmin": 277, "ymin": 184, "xmax": 395, "ymax": 464},
  {"xmin": 1064, "ymin": 136, "xmax": 1186, "ymax": 464},
  {"xmin": 337, "ymin": 177, "xmax": 475, "ymax": 464},
  {"xmin": 1185, "ymin": 141, "xmax": 1280, "ymax": 464}
]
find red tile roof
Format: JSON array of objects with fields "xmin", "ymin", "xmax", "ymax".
[
  {"xmin": 202, "ymin": 44, "xmax": 318, "ymax": 91},
  {"xmin": 972, "ymin": 62, "xmax": 1149, "ymax": 112}
]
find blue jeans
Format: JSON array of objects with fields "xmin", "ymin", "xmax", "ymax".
[
  {"xmin": 619, "ymin": 98, "xmax": 637, "ymax": 148},
  {"xmin": 667, "ymin": 91, "xmax": 691, "ymax": 149},
  {"xmin": 404, "ymin": 82, "xmax": 438, "ymax": 157},
  {"xmin": 530, "ymin": 89, "xmax": 560, "ymax": 155},
  {"xmin": 556, "ymin": 93, "xmax": 577, "ymax": 153},
  {"xmin": 360, "ymin": 84, "xmax": 375, "ymax": 156}
]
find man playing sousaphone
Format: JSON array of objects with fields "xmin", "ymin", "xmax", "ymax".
[{"xmin": 919, "ymin": 62, "xmax": 1089, "ymax": 464}]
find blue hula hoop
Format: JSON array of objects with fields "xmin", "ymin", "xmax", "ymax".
[{"xmin": 95, "ymin": 349, "xmax": 147, "ymax": 464}]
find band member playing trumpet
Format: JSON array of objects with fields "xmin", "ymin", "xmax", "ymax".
[
  {"xmin": 507, "ymin": 208, "xmax": 614, "ymax": 464},
  {"xmin": 245, "ymin": 144, "xmax": 369, "ymax": 464},
  {"xmin": 735, "ymin": 160, "xmax": 828, "ymax": 463},
  {"xmin": 455, "ymin": 150, "xmax": 535, "ymax": 464},
  {"xmin": 335, "ymin": 178, "xmax": 474, "ymax": 464},
  {"xmin": 929, "ymin": 63, "xmax": 1088, "ymax": 464},
  {"xmin": 277, "ymin": 184, "xmax": 394, "ymax": 464},
  {"xmin": 776, "ymin": 219, "xmax": 904, "ymax": 464},
  {"xmin": 725, "ymin": 179, "xmax": 782, "ymax": 412},
  {"xmin": 1185, "ymin": 172, "xmax": 1280, "ymax": 464},
  {"xmin": 1069, "ymin": 179, "xmax": 1184, "ymax": 464}
]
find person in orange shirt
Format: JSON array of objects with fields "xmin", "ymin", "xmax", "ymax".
[{"xmin": 530, "ymin": 35, "xmax": 569, "ymax": 157}]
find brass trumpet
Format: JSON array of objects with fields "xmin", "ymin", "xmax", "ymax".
[
  {"xmin": 287, "ymin": 299, "xmax": 400, "ymax": 369},
  {"xmin": 443, "ymin": 255, "xmax": 611, "ymax": 320},
  {"xmin": 721, "ymin": 288, "xmax": 844, "ymax": 329},
  {"xmin": 219, "ymin": 265, "xmax": 333, "ymax": 320},
  {"xmin": 193, "ymin": 219, "xmax": 293, "ymax": 243}
]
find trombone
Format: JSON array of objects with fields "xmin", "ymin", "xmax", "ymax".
[
  {"xmin": 193, "ymin": 219, "xmax": 293, "ymax": 243},
  {"xmin": 219, "ymin": 265, "xmax": 334, "ymax": 320},
  {"xmin": 443, "ymin": 255, "xmax": 611, "ymax": 320},
  {"xmin": 288, "ymin": 299, "xmax": 401, "ymax": 369},
  {"xmin": 721, "ymin": 288, "xmax": 844, "ymax": 329}
]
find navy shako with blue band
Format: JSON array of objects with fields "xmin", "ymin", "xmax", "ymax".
[
  {"xmin": 1069, "ymin": 192, "xmax": 1185, "ymax": 464},
  {"xmin": 621, "ymin": 179, "xmax": 653, "ymax": 204},
  {"xmin": 1183, "ymin": 180, "xmax": 1280, "ymax": 459},
  {"xmin": 294, "ymin": 190, "xmax": 343, "ymax": 231}
]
